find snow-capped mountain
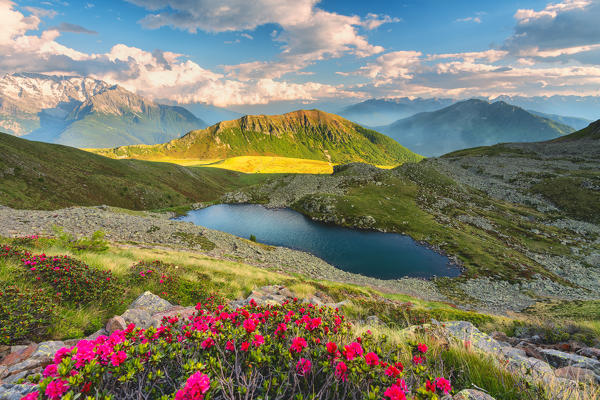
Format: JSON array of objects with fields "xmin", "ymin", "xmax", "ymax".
[{"xmin": 0, "ymin": 73, "xmax": 206, "ymax": 147}]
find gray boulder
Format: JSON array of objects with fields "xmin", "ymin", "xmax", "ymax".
[
  {"xmin": 453, "ymin": 389, "xmax": 496, "ymax": 400},
  {"xmin": 129, "ymin": 291, "xmax": 172, "ymax": 314},
  {"xmin": 540, "ymin": 348, "xmax": 600, "ymax": 374},
  {"xmin": 0, "ymin": 383, "xmax": 37, "ymax": 400}
]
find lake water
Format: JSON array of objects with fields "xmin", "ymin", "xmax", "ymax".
[{"xmin": 178, "ymin": 204, "xmax": 460, "ymax": 279}]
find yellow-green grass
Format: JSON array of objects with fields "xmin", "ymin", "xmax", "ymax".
[{"xmin": 147, "ymin": 155, "xmax": 336, "ymax": 174}]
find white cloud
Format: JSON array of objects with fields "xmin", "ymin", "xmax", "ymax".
[
  {"xmin": 127, "ymin": 0, "xmax": 388, "ymax": 80},
  {"xmin": 513, "ymin": 0, "xmax": 590, "ymax": 23},
  {"xmin": 0, "ymin": 0, "xmax": 355, "ymax": 107}
]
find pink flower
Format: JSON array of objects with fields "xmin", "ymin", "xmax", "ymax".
[
  {"xmin": 30, "ymin": 267, "xmax": 36, "ymax": 271},
  {"xmin": 225, "ymin": 340, "xmax": 235, "ymax": 351},
  {"xmin": 365, "ymin": 352, "xmax": 379, "ymax": 366},
  {"xmin": 334, "ymin": 361, "xmax": 348, "ymax": 381},
  {"xmin": 412, "ymin": 355, "xmax": 424, "ymax": 365},
  {"xmin": 326, "ymin": 341, "xmax": 337, "ymax": 355},
  {"xmin": 21, "ymin": 392, "xmax": 39, "ymax": 400},
  {"xmin": 175, "ymin": 371, "xmax": 210, "ymax": 400},
  {"xmin": 252, "ymin": 334, "xmax": 264, "ymax": 348},
  {"xmin": 242, "ymin": 318, "xmax": 257, "ymax": 333},
  {"xmin": 426, "ymin": 380, "xmax": 436, "ymax": 393},
  {"xmin": 53, "ymin": 347, "xmax": 73, "ymax": 365},
  {"xmin": 384, "ymin": 381, "xmax": 407, "ymax": 400},
  {"xmin": 241, "ymin": 341, "xmax": 250, "ymax": 352},
  {"xmin": 385, "ymin": 365, "xmax": 402, "ymax": 377},
  {"xmin": 290, "ymin": 337, "xmax": 307, "ymax": 353},
  {"xmin": 42, "ymin": 364, "xmax": 58, "ymax": 378},
  {"xmin": 417, "ymin": 343, "xmax": 428, "ymax": 353},
  {"xmin": 435, "ymin": 377, "xmax": 452, "ymax": 394},
  {"xmin": 296, "ymin": 358, "xmax": 312, "ymax": 376},
  {"xmin": 45, "ymin": 379, "xmax": 69, "ymax": 400},
  {"xmin": 201, "ymin": 338, "xmax": 215, "ymax": 349},
  {"xmin": 343, "ymin": 342, "xmax": 363, "ymax": 361},
  {"xmin": 110, "ymin": 351, "xmax": 127, "ymax": 367}
]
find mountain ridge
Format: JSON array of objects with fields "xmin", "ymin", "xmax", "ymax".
[
  {"xmin": 93, "ymin": 109, "xmax": 423, "ymax": 165},
  {"xmin": 0, "ymin": 73, "xmax": 207, "ymax": 147},
  {"xmin": 378, "ymin": 99, "xmax": 574, "ymax": 156}
]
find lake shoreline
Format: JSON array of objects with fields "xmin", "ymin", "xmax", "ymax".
[{"xmin": 177, "ymin": 203, "xmax": 461, "ymax": 280}]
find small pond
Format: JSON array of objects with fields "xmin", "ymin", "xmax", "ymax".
[{"xmin": 178, "ymin": 204, "xmax": 460, "ymax": 279}]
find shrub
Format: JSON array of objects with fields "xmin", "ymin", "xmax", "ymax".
[
  {"xmin": 28, "ymin": 300, "xmax": 452, "ymax": 400},
  {"xmin": 0, "ymin": 245, "xmax": 117, "ymax": 305},
  {"xmin": 130, "ymin": 259, "xmax": 180, "ymax": 299},
  {"xmin": 11, "ymin": 235, "xmax": 41, "ymax": 247},
  {"xmin": 249, "ymin": 234, "xmax": 257, "ymax": 242},
  {"xmin": 0, "ymin": 285, "xmax": 56, "ymax": 345},
  {"xmin": 52, "ymin": 226, "xmax": 109, "ymax": 253}
]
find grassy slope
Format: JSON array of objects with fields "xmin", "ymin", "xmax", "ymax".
[
  {"xmin": 1, "ymin": 238, "xmax": 597, "ymax": 399},
  {"xmin": 0, "ymin": 132, "xmax": 273, "ymax": 210},
  {"xmin": 91, "ymin": 110, "xmax": 423, "ymax": 166},
  {"xmin": 290, "ymin": 162, "xmax": 572, "ymax": 286}
]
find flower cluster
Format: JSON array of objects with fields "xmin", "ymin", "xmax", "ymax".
[
  {"xmin": 26, "ymin": 299, "xmax": 451, "ymax": 400},
  {"xmin": 8, "ymin": 247, "xmax": 117, "ymax": 305}
]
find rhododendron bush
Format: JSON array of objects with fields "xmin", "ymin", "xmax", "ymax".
[
  {"xmin": 26, "ymin": 299, "xmax": 452, "ymax": 400},
  {"xmin": 0, "ymin": 244, "xmax": 117, "ymax": 305}
]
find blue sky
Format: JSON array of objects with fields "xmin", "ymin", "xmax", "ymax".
[{"xmin": 2, "ymin": 0, "xmax": 600, "ymax": 110}]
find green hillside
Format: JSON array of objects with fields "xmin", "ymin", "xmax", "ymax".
[
  {"xmin": 93, "ymin": 109, "xmax": 423, "ymax": 165},
  {"xmin": 379, "ymin": 99, "xmax": 574, "ymax": 156},
  {"xmin": 0, "ymin": 133, "xmax": 269, "ymax": 210}
]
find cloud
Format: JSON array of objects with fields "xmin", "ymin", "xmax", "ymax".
[
  {"xmin": 455, "ymin": 16, "xmax": 482, "ymax": 23},
  {"xmin": 504, "ymin": 0, "xmax": 600, "ymax": 63},
  {"xmin": 0, "ymin": 0, "xmax": 356, "ymax": 107},
  {"xmin": 23, "ymin": 6, "xmax": 57, "ymax": 18},
  {"xmin": 126, "ymin": 0, "xmax": 387, "ymax": 79},
  {"xmin": 241, "ymin": 33, "xmax": 253, "ymax": 40},
  {"xmin": 49, "ymin": 22, "xmax": 97, "ymax": 34},
  {"xmin": 362, "ymin": 13, "xmax": 401, "ymax": 30}
]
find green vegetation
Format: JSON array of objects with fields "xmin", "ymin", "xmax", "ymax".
[
  {"xmin": 290, "ymin": 161, "xmax": 570, "ymax": 284},
  {"xmin": 92, "ymin": 109, "xmax": 423, "ymax": 166},
  {"xmin": 0, "ymin": 132, "xmax": 274, "ymax": 210},
  {"xmin": 532, "ymin": 176, "xmax": 600, "ymax": 224}
]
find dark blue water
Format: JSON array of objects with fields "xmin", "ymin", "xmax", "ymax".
[{"xmin": 178, "ymin": 204, "xmax": 459, "ymax": 279}]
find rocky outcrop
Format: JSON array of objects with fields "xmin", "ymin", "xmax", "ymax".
[{"xmin": 441, "ymin": 321, "xmax": 597, "ymax": 399}]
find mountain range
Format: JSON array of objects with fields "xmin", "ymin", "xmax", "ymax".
[
  {"xmin": 93, "ymin": 109, "xmax": 423, "ymax": 165},
  {"xmin": 339, "ymin": 98, "xmax": 455, "ymax": 126},
  {"xmin": 0, "ymin": 73, "xmax": 206, "ymax": 148},
  {"xmin": 377, "ymin": 99, "xmax": 574, "ymax": 156}
]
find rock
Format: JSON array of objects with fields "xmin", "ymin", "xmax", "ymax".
[
  {"xmin": 6, "ymin": 357, "xmax": 46, "ymax": 375},
  {"xmin": 128, "ymin": 291, "xmax": 172, "ymax": 314},
  {"xmin": 452, "ymin": 389, "xmax": 496, "ymax": 400},
  {"xmin": 3, "ymin": 367, "xmax": 41, "ymax": 384},
  {"xmin": 539, "ymin": 348, "xmax": 600, "ymax": 373},
  {"xmin": 0, "ymin": 383, "xmax": 37, "ymax": 400},
  {"xmin": 30, "ymin": 342, "xmax": 64, "ymax": 360},
  {"xmin": 106, "ymin": 315, "xmax": 127, "ymax": 333},
  {"xmin": 0, "ymin": 345, "xmax": 37, "ymax": 367},
  {"xmin": 444, "ymin": 321, "xmax": 506, "ymax": 354},
  {"xmin": 0, "ymin": 366, "xmax": 7, "ymax": 379},
  {"xmin": 86, "ymin": 329, "xmax": 108, "ymax": 341},
  {"xmin": 515, "ymin": 342, "xmax": 545, "ymax": 361},
  {"xmin": 555, "ymin": 366, "xmax": 599, "ymax": 384},
  {"xmin": 444, "ymin": 321, "xmax": 555, "ymax": 384},
  {"xmin": 577, "ymin": 347, "xmax": 600, "ymax": 360},
  {"xmin": 122, "ymin": 308, "xmax": 153, "ymax": 329}
]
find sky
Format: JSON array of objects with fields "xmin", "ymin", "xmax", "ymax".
[{"xmin": 2, "ymin": 0, "xmax": 600, "ymax": 110}]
